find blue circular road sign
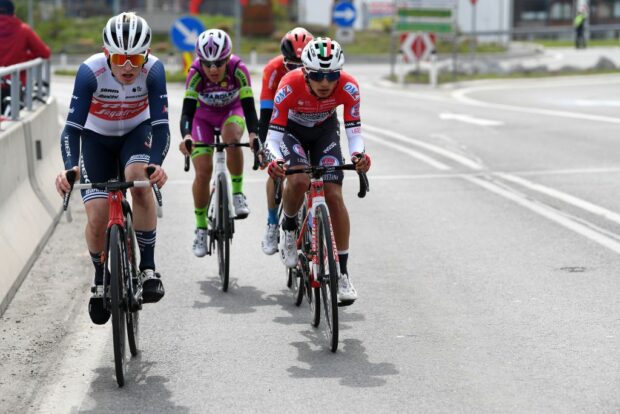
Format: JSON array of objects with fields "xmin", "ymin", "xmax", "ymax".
[
  {"xmin": 170, "ymin": 16, "xmax": 205, "ymax": 52},
  {"xmin": 333, "ymin": 1, "xmax": 357, "ymax": 28}
]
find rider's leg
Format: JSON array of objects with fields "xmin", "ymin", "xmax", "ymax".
[
  {"xmin": 192, "ymin": 151, "xmax": 214, "ymax": 226},
  {"xmin": 261, "ymin": 177, "xmax": 280, "ymax": 255},
  {"xmin": 125, "ymin": 162, "xmax": 156, "ymax": 270},
  {"xmin": 325, "ymin": 183, "xmax": 350, "ymax": 274},
  {"xmin": 222, "ymin": 116, "xmax": 244, "ymax": 181},
  {"xmin": 266, "ymin": 177, "xmax": 278, "ymax": 223},
  {"xmin": 223, "ymin": 114, "xmax": 250, "ymax": 218},
  {"xmin": 84, "ymin": 199, "xmax": 109, "ymax": 283}
]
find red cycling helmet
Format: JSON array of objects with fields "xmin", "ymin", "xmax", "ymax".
[{"xmin": 280, "ymin": 27, "xmax": 314, "ymax": 63}]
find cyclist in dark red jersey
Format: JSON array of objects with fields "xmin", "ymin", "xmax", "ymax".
[
  {"xmin": 266, "ymin": 37, "xmax": 371, "ymax": 306},
  {"xmin": 258, "ymin": 27, "xmax": 313, "ymax": 256}
]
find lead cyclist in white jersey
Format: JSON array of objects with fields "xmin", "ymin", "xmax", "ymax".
[{"xmin": 55, "ymin": 12, "xmax": 169, "ymax": 325}]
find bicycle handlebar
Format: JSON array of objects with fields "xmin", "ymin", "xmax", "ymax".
[
  {"xmin": 62, "ymin": 166, "xmax": 163, "ymax": 211},
  {"xmin": 283, "ymin": 164, "xmax": 370, "ymax": 198},
  {"xmin": 183, "ymin": 139, "xmax": 261, "ymax": 172}
]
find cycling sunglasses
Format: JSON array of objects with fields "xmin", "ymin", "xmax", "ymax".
[
  {"xmin": 306, "ymin": 70, "xmax": 341, "ymax": 82},
  {"xmin": 284, "ymin": 60, "xmax": 302, "ymax": 71},
  {"xmin": 200, "ymin": 58, "xmax": 228, "ymax": 68},
  {"xmin": 109, "ymin": 53, "xmax": 147, "ymax": 68}
]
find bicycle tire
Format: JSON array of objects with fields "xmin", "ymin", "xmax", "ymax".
[
  {"xmin": 216, "ymin": 174, "xmax": 230, "ymax": 292},
  {"xmin": 291, "ymin": 202, "xmax": 308, "ymax": 306},
  {"xmin": 297, "ymin": 252, "xmax": 318, "ymax": 326},
  {"xmin": 109, "ymin": 224, "xmax": 127, "ymax": 386},
  {"xmin": 316, "ymin": 205, "xmax": 339, "ymax": 352},
  {"xmin": 124, "ymin": 211, "xmax": 140, "ymax": 356}
]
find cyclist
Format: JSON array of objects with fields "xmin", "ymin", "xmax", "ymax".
[
  {"xmin": 55, "ymin": 12, "xmax": 169, "ymax": 324},
  {"xmin": 258, "ymin": 27, "xmax": 313, "ymax": 256},
  {"xmin": 266, "ymin": 37, "xmax": 371, "ymax": 306},
  {"xmin": 179, "ymin": 28, "xmax": 259, "ymax": 258}
]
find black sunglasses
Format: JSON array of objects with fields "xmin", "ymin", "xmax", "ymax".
[
  {"xmin": 306, "ymin": 70, "xmax": 341, "ymax": 82},
  {"xmin": 284, "ymin": 60, "xmax": 302, "ymax": 71},
  {"xmin": 200, "ymin": 58, "xmax": 228, "ymax": 68}
]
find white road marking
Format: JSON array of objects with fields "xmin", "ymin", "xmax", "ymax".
[
  {"xmin": 496, "ymin": 172, "xmax": 620, "ymax": 225},
  {"xmin": 453, "ymin": 85, "xmax": 620, "ymax": 124},
  {"xmin": 364, "ymin": 131, "xmax": 451, "ymax": 170},
  {"xmin": 365, "ymin": 123, "xmax": 484, "ymax": 170},
  {"xmin": 465, "ymin": 175, "xmax": 620, "ymax": 254},
  {"xmin": 439, "ymin": 112, "xmax": 504, "ymax": 126}
]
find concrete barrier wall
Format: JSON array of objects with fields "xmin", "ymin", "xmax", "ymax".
[{"xmin": 0, "ymin": 99, "xmax": 61, "ymax": 315}]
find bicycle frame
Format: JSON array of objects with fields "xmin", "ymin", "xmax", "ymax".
[
  {"xmin": 210, "ymin": 142, "xmax": 237, "ymax": 222},
  {"xmin": 298, "ymin": 177, "xmax": 340, "ymax": 289}
]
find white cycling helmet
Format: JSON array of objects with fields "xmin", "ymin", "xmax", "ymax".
[
  {"xmin": 195, "ymin": 29, "xmax": 232, "ymax": 61},
  {"xmin": 301, "ymin": 37, "xmax": 345, "ymax": 71},
  {"xmin": 103, "ymin": 12, "xmax": 151, "ymax": 55}
]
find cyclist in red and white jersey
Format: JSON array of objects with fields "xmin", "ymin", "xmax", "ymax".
[
  {"xmin": 258, "ymin": 27, "xmax": 313, "ymax": 255},
  {"xmin": 55, "ymin": 13, "xmax": 169, "ymax": 324},
  {"xmin": 266, "ymin": 37, "xmax": 371, "ymax": 305}
]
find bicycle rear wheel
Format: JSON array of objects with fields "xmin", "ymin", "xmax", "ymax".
[
  {"xmin": 316, "ymin": 205, "xmax": 339, "ymax": 352},
  {"xmin": 216, "ymin": 174, "xmax": 230, "ymax": 291},
  {"xmin": 124, "ymin": 210, "xmax": 140, "ymax": 356},
  {"xmin": 109, "ymin": 225, "xmax": 127, "ymax": 386}
]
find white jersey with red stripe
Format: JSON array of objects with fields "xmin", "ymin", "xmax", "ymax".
[{"xmin": 79, "ymin": 53, "xmax": 156, "ymax": 136}]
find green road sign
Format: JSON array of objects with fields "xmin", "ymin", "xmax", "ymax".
[{"xmin": 396, "ymin": 6, "xmax": 454, "ymax": 33}]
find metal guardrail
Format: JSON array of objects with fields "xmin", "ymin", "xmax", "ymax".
[{"xmin": 0, "ymin": 58, "xmax": 51, "ymax": 121}]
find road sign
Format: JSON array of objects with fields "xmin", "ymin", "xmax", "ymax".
[
  {"xmin": 170, "ymin": 16, "xmax": 205, "ymax": 52},
  {"xmin": 400, "ymin": 32, "xmax": 436, "ymax": 62},
  {"xmin": 396, "ymin": 5, "xmax": 454, "ymax": 33},
  {"xmin": 333, "ymin": 1, "xmax": 357, "ymax": 28},
  {"xmin": 336, "ymin": 27, "xmax": 355, "ymax": 44}
]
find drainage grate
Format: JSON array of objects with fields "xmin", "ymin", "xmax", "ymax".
[{"xmin": 559, "ymin": 266, "xmax": 586, "ymax": 273}]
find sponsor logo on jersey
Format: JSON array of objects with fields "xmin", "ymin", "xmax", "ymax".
[
  {"xmin": 94, "ymin": 67, "xmax": 106, "ymax": 77},
  {"xmin": 274, "ymin": 85, "xmax": 292, "ymax": 104},
  {"xmin": 350, "ymin": 103, "xmax": 360, "ymax": 118},
  {"xmin": 343, "ymin": 82, "xmax": 360, "ymax": 101},
  {"xmin": 323, "ymin": 141, "xmax": 337, "ymax": 154},
  {"xmin": 89, "ymin": 97, "xmax": 148, "ymax": 120},
  {"xmin": 69, "ymin": 107, "xmax": 75, "ymax": 114},
  {"xmin": 319, "ymin": 155, "xmax": 340, "ymax": 167},
  {"xmin": 293, "ymin": 144, "xmax": 307, "ymax": 159},
  {"xmin": 280, "ymin": 142, "xmax": 290, "ymax": 157},
  {"xmin": 271, "ymin": 108, "xmax": 279, "ymax": 120}
]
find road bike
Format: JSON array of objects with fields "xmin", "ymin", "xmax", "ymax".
[
  {"xmin": 273, "ymin": 176, "xmax": 306, "ymax": 306},
  {"xmin": 63, "ymin": 167, "xmax": 162, "ymax": 387},
  {"xmin": 184, "ymin": 128, "xmax": 259, "ymax": 291},
  {"xmin": 284, "ymin": 164, "xmax": 368, "ymax": 352}
]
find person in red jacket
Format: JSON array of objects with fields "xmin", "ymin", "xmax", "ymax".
[{"xmin": 0, "ymin": 0, "xmax": 51, "ymax": 92}]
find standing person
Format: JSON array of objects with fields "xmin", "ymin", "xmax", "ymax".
[
  {"xmin": 258, "ymin": 27, "xmax": 313, "ymax": 255},
  {"xmin": 178, "ymin": 29, "xmax": 259, "ymax": 257},
  {"xmin": 266, "ymin": 38, "xmax": 371, "ymax": 306},
  {"xmin": 574, "ymin": 8, "xmax": 587, "ymax": 49},
  {"xmin": 55, "ymin": 12, "xmax": 169, "ymax": 324},
  {"xmin": 0, "ymin": 0, "xmax": 51, "ymax": 110}
]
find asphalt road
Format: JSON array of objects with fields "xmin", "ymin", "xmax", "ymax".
[{"xmin": 3, "ymin": 67, "xmax": 620, "ymax": 413}]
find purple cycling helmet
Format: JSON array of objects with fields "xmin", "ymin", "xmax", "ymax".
[{"xmin": 195, "ymin": 29, "xmax": 232, "ymax": 61}]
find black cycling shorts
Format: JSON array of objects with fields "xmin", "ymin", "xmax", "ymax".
[
  {"xmin": 80, "ymin": 120, "xmax": 152, "ymax": 203},
  {"xmin": 280, "ymin": 114, "xmax": 344, "ymax": 184}
]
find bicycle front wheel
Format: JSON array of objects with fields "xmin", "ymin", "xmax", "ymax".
[
  {"xmin": 216, "ymin": 174, "xmax": 230, "ymax": 292},
  {"xmin": 124, "ymin": 210, "xmax": 140, "ymax": 356},
  {"xmin": 316, "ymin": 205, "xmax": 339, "ymax": 352},
  {"xmin": 109, "ymin": 224, "xmax": 127, "ymax": 386}
]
